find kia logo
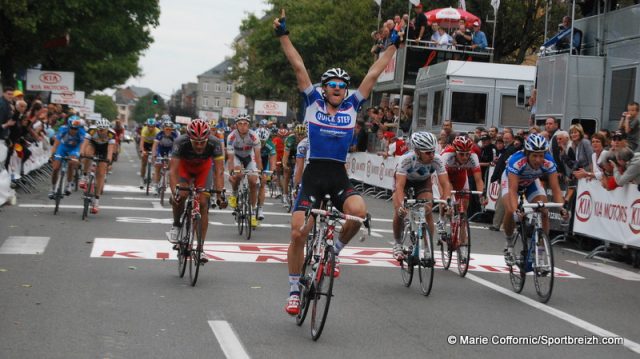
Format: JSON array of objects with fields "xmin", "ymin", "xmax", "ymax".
[
  {"xmin": 40, "ymin": 72, "xmax": 61, "ymax": 84},
  {"xmin": 263, "ymin": 102, "xmax": 278, "ymax": 110},
  {"xmin": 489, "ymin": 182, "xmax": 500, "ymax": 201},
  {"xmin": 575, "ymin": 191, "xmax": 592, "ymax": 222},
  {"xmin": 351, "ymin": 157, "xmax": 356, "ymax": 174},
  {"xmin": 366, "ymin": 160, "xmax": 371, "ymax": 178},
  {"xmin": 628, "ymin": 199, "xmax": 640, "ymax": 234},
  {"xmin": 379, "ymin": 162, "xmax": 385, "ymax": 181}
]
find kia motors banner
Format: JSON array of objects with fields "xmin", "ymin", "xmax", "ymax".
[
  {"xmin": 175, "ymin": 116, "xmax": 191, "ymax": 125},
  {"xmin": 485, "ymin": 166, "xmax": 500, "ymax": 211},
  {"xmin": 221, "ymin": 107, "xmax": 247, "ymax": 119},
  {"xmin": 51, "ymin": 91, "xmax": 85, "ymax": 106},
  {"xmin": 573, "ymin": 179, "xmax": 640, "ymax": 247},
  {"xmin": 198, "ymin": 111, "xmax": 219, "ymax": 122},
  {"xmin": 27, "ymin": 69, "xmax": 74, "ymax": 91},
  {"xmin": 254, "ymin": 100, "xmax": 287, "ymax": 117}
]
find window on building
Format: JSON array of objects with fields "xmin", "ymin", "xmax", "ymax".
[
  {"xmin": 450, "ymin": 92, "xmax": 487, "ymax": 124},
  {"xmin": 609, "ymin": 67, "xmax": 636, "ymax": 124},
  {"xmin": 225, "ymin": 98, "xmax": 231, "ymax": 107},
  {"xmin": 215, "ymin": 83, "xmax": 221, "ymax": 92},
  {"xmin": 500, "ymin": 95, "xmax": 530, "ymax": 127},
  {"xmin": 203, "ymin": 82, "xmax": 209, "ymax": 92},
  {"xmin": 203, "ymin": 98, "xmax": 209, "ymax": 107},
  {"xmin": 227, "ymin": 83, "xmax": 233, "ymax": 93},
  {"xmin": 433, "ymin": 90, "xmax": 444, "ymax": 126},
  {"xmin": 215, "ymin": 98, "xmax": 221, "ymax": 107},
  {"xmin": 417, "ymin": 94, "xmax": 428, "ymax": 129}
]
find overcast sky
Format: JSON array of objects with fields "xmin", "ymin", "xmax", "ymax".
[{"xmin": 123, "ymin": 0, "xmax": 272, "ymax": 98}]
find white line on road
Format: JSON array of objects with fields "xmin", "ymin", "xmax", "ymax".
[
  {"xmin": 565, "ymin": 260, "xmax": 640, "ymax": 281},
  {"xmin": 151, "ymin": 201, "xmax": 163, "ymax": 209},
  {"xmin": 208, "ymin": 320, "xmax": 250, "ymax": 359},
  {"xmin": 466, "ymin": 273, "xmax": 640, "ymax": 354},
  {"xmin": 0, "ymin": 236, "xmax": 50, "ymax": 255},
  {"xmin": 562, "ymin": 248, "xmax": 616, "ymax": 263}
]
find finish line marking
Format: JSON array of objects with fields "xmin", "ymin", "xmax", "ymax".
[{"xmin": 89, "ymin": 238, "xmax": 581, "ymax": 277}]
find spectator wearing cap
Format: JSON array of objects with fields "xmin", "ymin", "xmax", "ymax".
[
  {"xmin": 470, "ymin": 21, "xmax": 488, "ymax": 51},
  {"xmin": 618, "ymin": 102, "xmax": 640, "ymax": 151},
  {"xmin": 12, "ymin": 90, "xmax": 24, "ymax": 101},
  {"xmin": 413, "ymin": 3, "xmax": 428, "ymax": 41}
]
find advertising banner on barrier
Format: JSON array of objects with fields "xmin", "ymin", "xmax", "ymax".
[
  {"xmin": 198, "ymin": 111, "xmax": 219, "ymax": 122},
  {"xmin": 254, "ymin": 100, "xmax": 287, "ymax": 117},
  {"xmin": 485, "ymin": 166, "xmax": 500, "ymax": 211},
  {"xmin": 51, "ymin": 91, "xmax": 85, "ymax": 106},
  {"xmin": 573, "ymin": 179, "xmax": 640, "ymax": 247},
  {"xmin": 376, "ymin": 49, "xmax": 396, "ymax": 83},
  {"xmin": 345, "ymin": 152, "xmax": 398, "ymax": 190},
  {"xmin": 221, "ymin": 107, "xmax": 247, "ymax": 119},
  {"xmin": 26, "ymin": 69, "xmax": 74, "ymax": 91}
]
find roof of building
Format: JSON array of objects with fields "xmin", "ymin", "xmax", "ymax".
[{"xmin": 198, "ymin": 59, "xmax": 232, "ymax": 78}]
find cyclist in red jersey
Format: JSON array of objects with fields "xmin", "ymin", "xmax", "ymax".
[
  {"xmin": 168, "ymin": 119, "xmax": 227, "ymax": 245},
  {"xmin": 438, "ymin": 136, "xmax": 487, "ymax": 240}
]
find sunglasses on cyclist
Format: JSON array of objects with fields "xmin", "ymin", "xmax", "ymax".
[
  {"xmin": 457, "ymin": 151, "xmax": 471, "ymax": 157},
  {"xmin": 326, "ymin": 81, "xmax": 347, "ymax": 89},
  {"xmin": 190, "ymin": 138, "xmax": 208, "ymax": 145},
  {"xmin": 418, "ymin": 150, "xmax": 434, "ymax": 155}
]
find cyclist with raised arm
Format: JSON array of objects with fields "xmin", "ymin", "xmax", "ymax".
[
  {"xmin": 78, "ymin": 119, "xmax": 115, "ymax": 213},
  {"xmin": 257, "ymin": 127, "xmax": 276, "ymax": 220},
  {"xmin": 169, "ymin": 119, "xmax": 226, "ymax": 247},
  {"xmin": 392, "ymin": 132, "xmax": 452, "ymax": 261},
  {"xmin": 152, "ymin": 120, "xmax": 178, "ymax": 193},
  {"xmin": 282, "ymin": 124, "xmax": 307, "ymax": 204},
  {"xmin": 275, "ymin": 8, "xmax": 402, "ymax": 315},
  {"xmin": 139, "ymin": 118, "xmax": 160, "ymax": 188},
  {"xmin": 227, "ymin": 115, "xmax": 263, "ymax": 228},
  {"xmin": 502, "ymin": 134, "xmax": 569, "ymax": 264},
  {"xmin": 49, "ymin": 116, "xmax": 86, "ymax": 198},
  {"xmin": 438, "ymin": 135, "xmax": 486, "ymax": 256}
]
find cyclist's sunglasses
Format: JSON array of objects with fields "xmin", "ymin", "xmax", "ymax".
[
  {"xmin": 417, "ymin": 150, "xmax": 434, "ymax": 155},
  {"xmin": 190, "ymin": 138, "xmax": 208, "ymax": 145},
  {"xmin": 457, "ymin": 151, "xmax": 471, "ymax": 157},
  {"xmin": 326, "ymin": 81, "xmax": 347, "ymax": 89}
]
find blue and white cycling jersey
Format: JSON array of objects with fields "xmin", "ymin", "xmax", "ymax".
[
  {"xmin": 395, "ymin": 151, "xmax": 446, "ymax": 182},
  {"xmin": 55, "ymin": 125, "xmax": 86, "ymax": 148},
  {"xmin": 301, "ymin": 85, "xmax": 366, "ymax": 163},
  {"xmin": 505, "ymin": 150, "xmax": 557, "ymax": 187},
  {"xmin": 155, "ymin": 131, "xmax": 178, "ymax": 156},
  {"xmin": 296, "ymin": 137, "xmax": 308, "ymax": 163}
]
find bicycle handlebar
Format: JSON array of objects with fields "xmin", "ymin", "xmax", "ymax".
[
  {"xmin": 175, "ymin": 185, "xmax": 226, "ymax": 195},
  {"xmin": 522, "ymin": 202, "xmax": 564, "ymax": 209},
  {"xmin": 451, "ymin": 190, "xmax": 484, "ymax": 195}
]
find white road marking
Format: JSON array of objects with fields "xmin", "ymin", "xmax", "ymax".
[
  {"xmin": 566, "ymin": 260, "xmax": 640, "ymax": 281},
  {"xmin": 0, "ymin": 236, "xmax": 50, "ymax": 255},
  {"xmin": 103, "ymin": 184, "xmax": 146, "ymax": 193},
  {"xmin": 89, "ymin": 238, "xmax": 581, "ymax": 277},
  {"xmin": 466, "ymin": 273, "xmax": 640, "ymax": 354},
  {"xmin": 111, "ymin": 197, "xmax": 160, "ymax": 201},
  {"xmin": 562, "ymin": 248, "xmax": 615, "ymax": 264},
  {"xmin": 208, "ymin": 320, "xmax": 250, "ymax": 359},
  {"xmin": 151, "ymin": 201, "xmax": 163, "ymax": 209}
]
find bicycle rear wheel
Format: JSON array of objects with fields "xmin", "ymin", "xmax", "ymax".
[
  {"xmin": 533, "ymin": 230, "xmax": 554, "ymax": 303},
  {"xmin": 236, "ymin": 191, "xmax": 244, "ymax": 235},
  {"xmin": 399, "ymin": 221, "xmax": 414, "ymax": 287},
  {"xmin": 145, "ymin": 160, "xmax": 152, "ymax": 196},
  {"xmin": 73, "ymin": 167, "xmax": 80, "ymax": 192},
  {"xmin": 296, "ymin": 225, "xmax": 317, "ymax": 326},
  {"xmin": 457, "ymin": 217, "xmax": 471, "ymax": 277},
  {"xmin": 159, "ymin": 172, "xmax": 166, "ymax": 206},
  {"xmin": 244, "ymin": 195, "xmax": 252, "ymax": 240},
  {"xmin": 310, "ymin": 245, "xmax": 335, "ymax": 341},
  {"xmin": 189, "ymin": 216, "xmax": 203, "ymax": 286},
  {"xmin": 508, "ymin": 230, "xmax": 527, "ymax": 293},
  {"xmin": 417, "ymin": 223, "xmax": 434, "ymax": 296},
  {"xmin": 439, "ymin": 219, "xmax": 452, "ymax": 270}
]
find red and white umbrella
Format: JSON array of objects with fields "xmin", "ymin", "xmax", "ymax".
[{"xmin": 425, "ymin": 7, "xmax": 480, "ymax": 29}]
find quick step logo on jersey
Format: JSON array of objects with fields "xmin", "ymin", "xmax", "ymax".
[{"xmin": 90, "ymin": 238, "xmax": 582, "ymax": 278}]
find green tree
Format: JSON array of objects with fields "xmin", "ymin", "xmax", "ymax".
[
  {"xmin": 132, "ymin": 93, "xmax": 166, "ymax": 124},
  {"xmin": 91, "ymin": 94, "xmax": 118, "ymax": 121},
  {"xmin": 0, "ymin": 0, "xmax": 160, "ymax": 92}
]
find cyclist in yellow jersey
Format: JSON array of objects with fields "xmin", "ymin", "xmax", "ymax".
[{"xmin": 139, "ymin": 118, "xmax": 160, "ymax": 188}]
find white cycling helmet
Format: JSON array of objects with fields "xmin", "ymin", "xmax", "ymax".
[
  {"xmin": 411, "ymin": 131, "xmax": 437, "ymax": 152},
  {"xmin": 96, "ymin": 119, "xmax": 111, "ymax": 130},
  {"xmin": 524, "ymin": 133, "xmax": 549, "ymax": 152},
  {"xmin": 257, "ymin": 127, "xmax": 270, "ymax": 142},
  {"xmin": 321, "ymin": 67, "xmax": 351, "ymax": 85}
]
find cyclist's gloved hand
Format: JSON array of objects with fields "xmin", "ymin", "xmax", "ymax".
[
  {"xmin": 273, "ymin": 9, "xmax": 289, "ymax": 37},
  {"xmin": 397, "ymin": 206, "xmax": 407, "ymax": 217},
  {"xmin": 217, "ymin": 196, "xmax": 228, "ymax": 209}
]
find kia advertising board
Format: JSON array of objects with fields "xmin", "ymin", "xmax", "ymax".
[
  {"xmin": 254, "ymin": 100, "xmax": 287, "ymax": 117},
  {"xmin": 51, "ymin": 91, "xmax": 85, "ymax": 107},
  {"xmin": 26, "ymin": 69, "xmax": 75, "ymax": 92}
]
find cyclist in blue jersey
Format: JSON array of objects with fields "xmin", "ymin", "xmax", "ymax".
[
  {"xmin": 49, "ymin": 116, "xmax": 86, "ymax": 198},
  {"xmin": 502, "ymin": 134, "xmax": 569, "ymax": 264},
  {"xmin": 275, "ymin": 8, "xmax": 402, "ymax": 315},
  {"xmin": 152, "ymin": 120, "xmax": 178, "ymax": 193}
]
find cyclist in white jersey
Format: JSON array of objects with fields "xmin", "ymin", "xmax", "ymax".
[
  {"xmin": 227, "ymin": 115, "xmax": 263, "ymax": 228},
  {"xmin": 392, "ymin": 132, "xmax": 452, "ymax": 260},
  {"xmin": 275, "ymin": 8, "xmax": 403, "ymax": 315}
]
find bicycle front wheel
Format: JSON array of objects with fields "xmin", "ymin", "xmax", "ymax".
[
  {"xmin": 82, "ymin": 175, "xmax": 94, "ymax": 220},
  {"xmin": 310, "ymin": 245, "xmax": 335, "ymax": 341},
  {"xmin": 533, "ymin": 230, "xmax": 554, "ymax": 303},
  {"xmin": 145, "ymin": 161, "xmax": 152, "ymax": 196},
  {"xmin": 159, "ymin": 172, "xmax": 166, "ymax": 206},
  {"xmin": 439, "ymin": 218, "xmax": 452, "ymax": 270},
  {"xmin": 457, "ymin": 217, "xmax": 471, "ymax": 277},
  {"xmin": 417, "ymin": 223, "xmax": 434, "ymax": 296},
  {"xmin": 400, "ymin": 221, "xmax": 414, "ymax": 287},
  {"xmin": 296, "ymin": 226, "xmax": 317, "ymax": 326},
  {"xmin": 244, "ymin": 196, "xmax": 252, "ymax": 240},
  {"xmin": 189, "ymin": 216, "xmax": 203, "ymax": 286},
  {"xmin": 177, "ymin": 211, "xmax": 190, "ymax": 278},
  {"xmin": 54, "ymin": 174, "xmax": 64, "ymax": 215},
  {"xmin": 236, "ymin": 191, "xmax": 244, "ymax": 235},
  {"xmin": 509, "ymin": 230, "xmax": 527, "ymax": 293}
]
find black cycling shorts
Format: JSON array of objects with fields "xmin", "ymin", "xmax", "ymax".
[
  {"xmin": 293, "ymin": 160, "xmax": 359, "ymax": 213},
  {"xmin": 90, "ymin": 141, "xmax": 109, "ymax": 160},
  {"xmin": 143, "ymin": 142, "xmax": 153, "ymax": 152}
]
